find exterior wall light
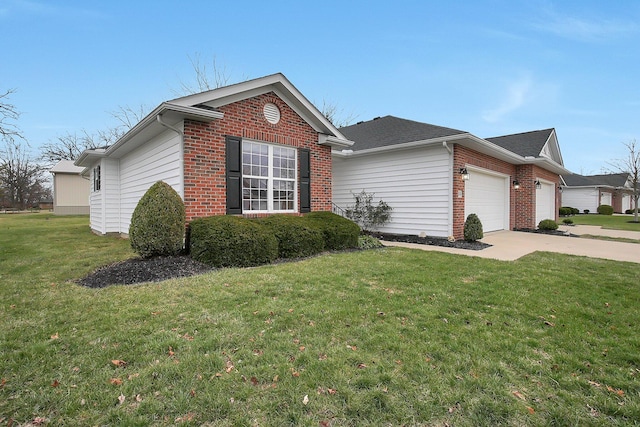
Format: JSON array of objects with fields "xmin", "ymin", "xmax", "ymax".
[
  {"xmin": 558, "ymin": 186, "xmax": 563, "ymax": 193},
  {"xmin": 535, "ymin": 180, "xmax": 542, "ymax": 189},
  {"xmin": 459, "ymin": 167, "xmax": 470, "ymax": 181},
  {"xmin": 513, "ymin": 180, "xmax": 520, "ymax": 189}
]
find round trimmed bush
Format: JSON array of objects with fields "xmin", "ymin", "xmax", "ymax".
[
  {"xmin": 538, "ymin": 219, "xmax": 558, "ymax": 230},
  {"xmin": 562, "ymin": 218, "xmax": 574, "ymax": 225},
  {"xmin": 559, "ymin": 207, "xmax": 572, "ymax": 216},
  {"xmin": 597, "ymin": 204, "xmax": 614, "ymax": 215},
  {"xmin": 255, "ymin": 215, "xmax": 324, "ymax": 259},
  {"xmin": 463, "ymin": 213, "xmax": 483, "ymax": 242},
  {"xmin": 189, "ymin": 216, "xmax": 278, "ymax": 268},
  {"xmin": 129, "ymin": 181, "xmax": 185, "ymax": 258},
  {"xmin": 303, "ymin": 211, "xmax": 360, "ymax": 250},
  {"xmin": 570, "ymin": 207, "xmax": 580, "ymax": 215},
  {"xmin": 584, "ymin": 209, "xmax": 590, "ymax": 214},
  {"xmin": 358, "ymin": 235, "xmax": 384, "ymax": 249}
]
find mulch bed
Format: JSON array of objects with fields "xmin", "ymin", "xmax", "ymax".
[
  {"xmin": 514, "ymin": 228, "xmax": 578, "ymax": 237},
  {"xmin": 369, "ymin": 232, "xmax": 491, "ymax": 251},
  {"xmin": 77, "ymin": 255, "xmax": 213, "ymax": 289}
]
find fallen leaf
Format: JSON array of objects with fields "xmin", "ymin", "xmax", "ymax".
[
  {"xmin": 51, "ymin": 379, "xmax": 60, "ymax": 388},
  {"xmin": 250, "ymin": 377, "xmax": 259, "ymax": 386},
  {"xmin": 175, "ymin": 413, "xmax": 194, "ymax": 423},
  {"xmin": 328, "ymin": 388, "xmax": 337, "ymax": 395},
  {"xmin": 190, "ymin": 389, "xmax": 196, "ymax": 397},
  {"xmin": 111, "ymin": 359, "xmax": 126, "ymax": 367},
  {"xmin": 182, "ymin": 333, "xmax": 194, "ymax": 341},
  {"xmin": 72, "ymin": 367, "xmax": 80, "ymax": 373},
  {"xmin": 291, "ymin": 370, "xmax": 300, "ymax": 377},
  {"xmin": 0, "ymin": 378, "xmax": 6, "ymax": 388},
  {"xmin": 128, "ymin": 373, "xmax": 140, "ymax": 380},
  {"xmin": 288, "ymin": 309, "xmax": 294, "ymax": 313},
  {"xmin": 50, "ymin": 333, "xmax": 59, "ymax": 340},
  {"xmin": 299, "ymin": 346, "xmax": 306, "ymax": 352},
  {"xmin": 303, "ymin": 394, "xmax": 309, "ymax": 405},
  {"xmin": 168, "ymin": 346, "xmax": 175, "ymax": 357},
  {"xmin": 117, "ymin": 393, "xmax": 126, "ymax": 405},
  {"xmin": 135, "ymin": 394, "xmax": 143, "ymax": 402},
  {"xmin": 512, "ymin": 390, "xmax": 526, "ymax": 401},
  {"xmin": 588, "ymin": 380, "xmax": 602, "ymax": 388},
  {"xmin": 357, "ymin": 363, "xmax": 367, "ymax": 369},
  {"xmin": 544, "ymin": 321, "xmax": 555, "ymax": 327},
  {"xmin": 273, "ymin": 375, "xmax": 279, "ymax": 382},
  {"xmin": 318, "ymin": 353, "xmax": 327, "ymax": 361},
  {"xmin": 527, "ymin": 406, "xmax": 535, "ymax": 414},
  {"xmin": 110, "ymin": 378, "xmax": 123, "ymax": 386},
  {"xmin": 32, "ymin": 417, "xmax": 48, "ymax": 425},
  {"xmin": 606, "ymin": 385, "xmax": 624, "ymax": 396}
]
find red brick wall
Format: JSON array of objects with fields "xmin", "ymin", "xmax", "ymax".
[
  {"xmin": 452, "ymin": 146, "xmax": 561, "ymax": 238},
  {"xmin": 182, "ymin": 92, "xmax": 332, "ymax": 222}
]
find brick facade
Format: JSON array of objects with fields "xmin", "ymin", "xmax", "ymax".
[
  {"xmin": 182, "ymin": 92, "xmax": 332, "ymax": 222},
  {"xmin": 452, "ymin": 145, "xmax": 560, "ymax": 239}
]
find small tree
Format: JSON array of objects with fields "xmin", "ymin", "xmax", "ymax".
[
  {"xmin": 129, "ymin": 181, "xmax": 186, "ymax": 258},
  {"xmin": 344, "ymin": 190, "xmax": 392, "ymax": 232},
  {"xmin": 464, "ymin": 213, "xmax": 483, "ymax": 242},
  {"xmin": 607, "ymin": 139, "xmax": 639, "ymax": 222}
]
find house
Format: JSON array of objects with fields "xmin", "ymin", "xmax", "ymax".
[
  {"xmin": 49, "ymin": 160, "xmax": 90, "ymax": 215},
  {"xmin": 561, "ymin": 173, "xmax": 635, "ymax": 213},
  {"xmin": 75, "ymin": 73, "xmax": 353, "ymax": 235},
  {"xmin": 332, "ymin": 116, "xmax": 569, "ymax": 239}
]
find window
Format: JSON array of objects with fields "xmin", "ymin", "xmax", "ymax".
[
  {"xmin": 242, "ymin": 141, "xmax": 296, "ymax": 212},
  {"xmin": 93, "ymin": 166, "xmax": 101, "ymax": 192}
]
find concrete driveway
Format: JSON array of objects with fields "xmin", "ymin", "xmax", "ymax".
[{"xmin": 382, "ymin": 225, "xmax": 640, "ymax": 263}]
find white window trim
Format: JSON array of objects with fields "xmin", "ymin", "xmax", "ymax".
[
  {"xmin": 242, "ymin": 140, "xmax": 297, "ymax": 213},
  {"xmin": 93, "ymin": 165, "xmax": 101, "ymax": 192}
]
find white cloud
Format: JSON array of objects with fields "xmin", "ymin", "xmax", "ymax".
[
  {"xmin": 481, "ymin": 75, "xmax": 534, "ymax": 123},
  {"xmin": 534, "ymin": 10, "xmax": 639, "ymax": 42}
]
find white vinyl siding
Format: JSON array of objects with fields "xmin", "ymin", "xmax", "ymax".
[
  {"xmin": 333, "ymin": 145, "xmax": 451, "ymax": 237},
  {"xmin": 103, "ymin": 159, "xmax": 120, "ymax": 233},
  {"xmin": 119, "ymin": 128, "xmax": 182, "ymax": 234},
  {"xmin": 464, "ymin": 168, "xmax": 509, "ymax": 232},
  {"xmin": 535, "ymin": 180, "xmax": 555, "ymax": 225},
  {"xmin": 561, "ymin": 188, "xmax": 599, "ymax": 213},
  {"xmin": 89, "ymin": 162, "xmax": 104, "ymax": 234}
]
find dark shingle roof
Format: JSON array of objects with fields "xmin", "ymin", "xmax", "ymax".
[
  {"xmin": 486, "ymin": 129, "xmax": 554, "ymax": 157},
  {"xmin": 563, "ymin": 173, "xmax": 629, "ymax": 187},
  {"xmin": 339, "ymin": 116, "xmax": 467, "ymax": 151}
]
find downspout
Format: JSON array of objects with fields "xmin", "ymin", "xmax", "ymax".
[
  {"xmin": 443, "ymin": 141, "xmax": 454, "ymax": 238},
  {"xmin": 156, "ymin": 114, "xmax": 185, "ymax": 198}
]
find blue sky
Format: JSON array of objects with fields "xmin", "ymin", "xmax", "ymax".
[{"xmin": 1, "ymin": 0, "xmax": 639, "ymax": 174}]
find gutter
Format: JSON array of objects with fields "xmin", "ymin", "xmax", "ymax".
[{"xmin": 157, "ymin": 114, "xmax": 185, "ymax": 198}]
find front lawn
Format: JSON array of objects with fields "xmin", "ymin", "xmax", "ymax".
[
  {"xmin": 567, "ymin": 214, "xmax": 640, "ymax": 231},
  {"xmin": 2, "ymin": 214, "xmax": 640, "ymax": 426}
]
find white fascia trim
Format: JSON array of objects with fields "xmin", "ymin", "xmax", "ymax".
[
  {"xmin": 526, "ymin": 158, "xmax": 572, "ymax": 175},
  {"xmin": 319, "ymin": 134, "xmax": 354, "ymax": 149},
  {"xmin": 332, "ymin": 134, "xmax": 471, "ymax": 158}
]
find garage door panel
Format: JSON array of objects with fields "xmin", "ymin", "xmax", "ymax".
[{"xmin": 465, "ymin": 172, "xmax": 508, "ymax": 232}]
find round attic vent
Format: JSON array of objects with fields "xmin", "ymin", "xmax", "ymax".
[{"xmin": 263, "ymin": 103, "xmax": 281, "ymax": 124}]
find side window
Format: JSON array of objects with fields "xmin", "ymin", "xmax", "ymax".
[{"xmin": 93, "ymin": 166, "xmax": 101, "ymax": 192}]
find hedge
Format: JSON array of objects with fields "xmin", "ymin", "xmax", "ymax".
[
  {"xmin": 597, "ymin": 204, "xmax": 614, "ymax": 215},
  {"xmin": 255, "ymin": 215, "xmax": 324, "ymax": 259},
  {"xmin": 303, "ymin": 211, "xmax": 360, "ymax": 250},
  {"xmin": 538, "ymin": 219, "xmax": 559, "ymax": 230},
  {"xmin": 189, "ymin": 216, "xmax": 278, "ymax": 268}
]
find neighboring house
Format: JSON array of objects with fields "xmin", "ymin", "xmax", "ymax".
[
  {"xmin": 561, "ymin": 173, "xmax": 634, "ymax": 213},
  {"xmin": 333, "ymin": 117, "xmax": 569, "ymax": 239},
  {"xmin": 75, "ymin": 73, "xmax": 353, "ymax": 235},
  {"xmin": 50, "ymin": 160, "xmax": 90, "ymax": 215}
]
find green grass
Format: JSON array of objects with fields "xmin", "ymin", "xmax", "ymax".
[
  {"xmin": 2, "ymin": 213, "xmax": 640, "ymax": 426},
  {"xmin": 567, "ymin": 214, "xmax": 640, "ymax": 231},
  {"xmin": 579, "ymin": 234, "xmax": 640, "ymax": 245}
]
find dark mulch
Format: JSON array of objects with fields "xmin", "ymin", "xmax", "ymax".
[
  {"xmin": 369, "ymin": 232, "xmax": 491, "ymax": 251},
  {"xmin": 514, "ymin": 228, "xmax": 578, "ymax": 237},
  {"xmin": 77, "ymin": 255, "xmax": 213, "ymax": 289}
]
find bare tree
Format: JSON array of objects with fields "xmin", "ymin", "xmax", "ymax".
[
  {"xmin": 40, "ymin": 104, "xmax": 148, "ymax": 164},
  {"xmin": 0, "ymin": 141, "xmax": 49, "ymax": 209},
  {"xmin": 608, "ymin": 139, "xmax": 640, "ymax": 222},
  {"xmin": 0, "ymin": 88, "xmax": 24, "ymax": 143},
  {"xmin": 177, "ymin": 53, "xmax": 234, "ymax": 95},
  {"xmin": 320, "ymin": 98, "xmax": 358, "ymax": 128}
]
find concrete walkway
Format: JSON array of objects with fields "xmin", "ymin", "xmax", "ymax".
[{"xmin": 382, "ymin": 225, "xmax": 640, "ymax": 263}]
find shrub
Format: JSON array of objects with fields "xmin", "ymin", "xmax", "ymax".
[
  {"xmin": 129, "ymin": 181, "xmax": 186, "ymax": 258},
  {"xmin": 344, "ymin": 190, "xmax": 392, "ymax": 232},
  {"xmin": 626, "ymin": 208, "xmax": 640, "ymax": 214},
  {"xmin": 189, "ymin": 216, "xmax": 278, "ymax": 268},
  {"xmin": 597, "ymin": 204, "xmax": 614, "ymax": 215},
  {"xmin": 255, "ymin": 215, "xmax": 324, "ymax": 259},
  {"xmin": 562, "ymin": 218, "xmax": 574, "ymax": 225},
  {"xmin": 358, "ymin": 235, "xmax": 384, "ymax": 250},
  {"xmin": 538, "ymin": 219, "xmax": 559, "ymax": 230},
  {"xmin": 463, "ymin": 213, "xmax": 483, "ymax": 242},
  {"xmin": 570, "ymin": 207, "xmax": 580, "ymax": 215},
  {"xmin": 584, "ymin": 209, "xmax": 590, "ymax": 214},
  {"xmin": 559, "ymin": 207, "xmax": 572, "ymax": 216},
  {"xmin": 303, "ymin": 211, "xmax": 360, "ymax": 250}
]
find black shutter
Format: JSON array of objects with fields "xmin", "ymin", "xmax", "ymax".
[
  {"xmin": 226, "ymin": 136, "xmax": 242, "ymax": 214},
  {"xmin": 299, "ymin": 148, "xmax": 311, "ymax": 213}
]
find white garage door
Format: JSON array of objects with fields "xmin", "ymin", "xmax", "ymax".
[
  {"xmin": 536, "ymin": 181, "xmax": 555, "ymax": 225},
  {"xmin": 465, "ymin": 170, "xmax": 508, "ymax": 232}
]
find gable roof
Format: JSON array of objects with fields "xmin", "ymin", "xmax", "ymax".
[
  {"xmin": 77, "ymin": 73, "xmax": 353, "ymax": 170},
  {"xmin": 563, "ymin": 173, "xmax": 630, "ymax": 188},
  {"xmin": 50, "ymin": 160, "xmax": 84, "ymax": 174},
  {"xmin": 339, "ymin": 116, "xmax": 467, "ymax": 151},
  {"xmin": 486, "ymin": 129, "xmax": 555, "ymax": 157}
]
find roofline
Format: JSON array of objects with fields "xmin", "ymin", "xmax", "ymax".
[
  {"xmin": 170, "ymin": 73, "xmax": 350, "ymax": 142},
  {"xmin": 75, "ymin": 103, "xmax": 224, "ymax": 169},
  {"xmin": 332, "ymin": 133, "xmax": 472, "ymax": 157}
]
